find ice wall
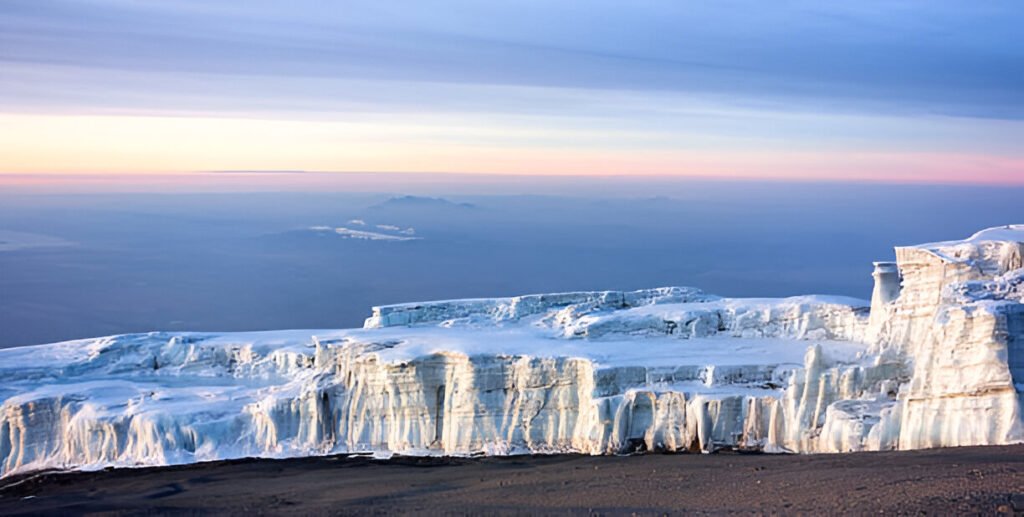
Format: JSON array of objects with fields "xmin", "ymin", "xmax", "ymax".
[
  {"xmin": 1, "ymin": 225, "xmax": 1022, "ymax": 478},
  {"xmin": 0, "ymin": 334, "xmax": 890, "ymax": 477},
  {"xmin": 870, "ymin": 226, "xmax": 1024, "ymax": 449}
]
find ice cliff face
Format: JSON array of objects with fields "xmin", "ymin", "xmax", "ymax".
[
  {"xmin": 1, "ymin": 226, "xmax": 1022, "ymax": 478},
  {"xmin": 867, "ymin": 226, "xmax": 1024, "ymax": 450}
]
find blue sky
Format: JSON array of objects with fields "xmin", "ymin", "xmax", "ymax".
[{"xmin": 1, "ymin": 1, "xmax": 1022, "ymax": 182}]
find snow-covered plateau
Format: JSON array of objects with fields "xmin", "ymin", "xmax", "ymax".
[{"xmin": 2, "ymin": 225, "xmax": 1022, "ymax": 478}]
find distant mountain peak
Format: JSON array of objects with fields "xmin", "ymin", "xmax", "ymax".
[{"xmin": 373, "ymin": 195, "xmax": 475, "ymax": 209}]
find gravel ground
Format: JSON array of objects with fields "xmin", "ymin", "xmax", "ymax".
[{"xmin": 1, "ymin": 445, "xmax": 1023, "ymax": 515}]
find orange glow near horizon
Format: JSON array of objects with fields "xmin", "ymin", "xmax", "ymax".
[{"xmin": 2, "ymin": 113, "xmax": 1022, "ymax": 186}]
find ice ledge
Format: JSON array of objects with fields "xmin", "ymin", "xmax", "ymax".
[
  {"xmin": 912, "ymin": 224, "xmax": 1024, "ymax": 251},
  {"xmin": 904, "ymin": 224, "xmax": 1024, "ymax": 268},
  {"xmin": 364, "ymin": 286, "xmax": 714, "ymax": 328}
]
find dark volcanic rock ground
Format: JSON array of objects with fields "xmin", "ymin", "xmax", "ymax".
[{"xmin": 1, "ymin": 445, "xmax": 1022, "ymax": 515}]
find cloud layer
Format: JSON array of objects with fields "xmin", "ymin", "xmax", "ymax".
[{"xmin": 1, "ymin": 1, "xmax": 1022, "ymax": 183}]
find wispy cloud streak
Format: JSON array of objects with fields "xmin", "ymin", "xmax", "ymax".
[{"xmin": 0, "ymin": 1, "xmax": 1021, "ymax": 183}]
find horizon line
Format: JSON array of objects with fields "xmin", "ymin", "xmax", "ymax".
[{"xmin": 1, "ymin": 170, "xmax": 1023, "ymax": 188}]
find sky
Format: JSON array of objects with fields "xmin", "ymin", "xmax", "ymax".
[{"xmin": 1, "ymin": 1, "xmax": 1022, "ymax": 184}]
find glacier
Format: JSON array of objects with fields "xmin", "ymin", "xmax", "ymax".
[{"xmin": 1, "ymin": 225, "xmax": 1022, "ymax": 478}]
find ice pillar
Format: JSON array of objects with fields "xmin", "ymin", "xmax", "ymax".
[{"xmin": 870, "ymin": 261, "xmax": 900, "ymax": 317}]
